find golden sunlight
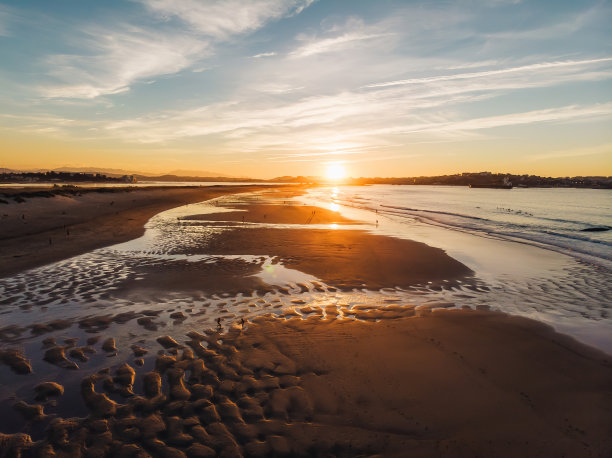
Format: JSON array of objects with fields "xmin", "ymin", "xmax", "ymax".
[{"xmin": 325, "ymin": 164, "xmax": 347, "ymax": 181}]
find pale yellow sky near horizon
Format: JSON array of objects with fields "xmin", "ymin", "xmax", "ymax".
[{"xmin": 3, "ymin": 131, "xmax": 611, "ymax": 178}]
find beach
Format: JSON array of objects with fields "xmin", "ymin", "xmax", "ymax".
[
  {"xmin": 0, "ymin": 185, "xmax": 283, "ymax": 278},
  {"xmin": 0, "ymin": 186, "xmax": 611, "ymax": 457}
]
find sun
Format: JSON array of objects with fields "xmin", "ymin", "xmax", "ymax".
[{"xmin": 324, "ymin": 164, "xmax": 347, "ymax": 182}]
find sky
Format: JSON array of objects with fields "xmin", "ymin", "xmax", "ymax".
[{"xmin": 0, "ymin": 0, "xmax": 611, "ymax": 178}]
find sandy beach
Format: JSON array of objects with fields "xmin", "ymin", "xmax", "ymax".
[
  {"xmin": 0, "ymin": 185, "xmax": 285, "ymax": 278},
  {"xmin": 0, "ymin": 187, "xmax": 610, "ymax": 457}
]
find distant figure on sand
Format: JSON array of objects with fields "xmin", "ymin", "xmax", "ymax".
[
  {"xmin": 240, "ymin": 318, "xmax": 245, "ymax": 329},
  {"xmin": 216, "ymin": 317, "xmax": 222, "ymax": 330}
]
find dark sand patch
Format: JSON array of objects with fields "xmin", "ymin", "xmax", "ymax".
[{"xmin": 203, "ymin": 227, "xmax": 472, "ymax": 290}]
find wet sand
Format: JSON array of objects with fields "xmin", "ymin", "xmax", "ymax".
[
  {"xmin": 0, "ymin": 185, "xmax": 286, "ymax": 278},
  {"xmin": 203, "ymin": 227, "xmax": 472, "ymax": 290},
  {"xmin": 231, "ymin": 310, "xmax": 612, "ymax": 456},
  {"xmin": 1, "ymin": 310, "xmax": 610, "ymax": 457},
  {"xmin": 186, "ymin": 202, "xmax": 473, "ymax": 290},
  {"xmin": 0, "ymin": 189, "xmax": 611, "ymax": 457},
  {"xmin": 185, "ymin": 203, "xmax": 358, "ymax": 225}
]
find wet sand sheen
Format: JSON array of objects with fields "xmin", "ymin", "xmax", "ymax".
[
  {"xmin": 0, "ymin": 187, "xmax": 611, "ymax": 457},
  {"xmin": 203, "ymin": 227, "xmax": 473, "ymax": 290}
]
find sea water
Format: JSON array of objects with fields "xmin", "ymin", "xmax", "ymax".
[
  {"xmin": 305, "ymin": 185, "xmax": 612, "ymax": 352},
  {"xmin": 307, "ymin": 185, "xmax": 612, "ymax": 267}
]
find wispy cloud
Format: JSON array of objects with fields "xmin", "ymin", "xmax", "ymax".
[
  {"xmin": 139, "ymin": 0, "xmax": 315, "ymax": 39},
  {"xmin": 291, "ymin": 31, "xmax": 389, "ymax": 58},
  {"xmin": 364, "ymin": 58, "xmax": 612, "ymax": 88},
  {"xmin": 251, "ymin": 52, "xmax": 277, "ymax": 58},
  {"xmin": 41, "ymin": 0, "xmax": 315, "ymax": 99},
  {"xmin": 41, "ymin": 26, "xmax": 206, "ymax": 99},
  {"xmin": 96, "ymin": 95, "xmax": 612, "ymax": 155},
  {"xmin": 400, "ymin": 103, "xmax": 612, "ymax": 135},
  {"xmin": 254, "ymin": 83, "xmax": 303, "ymax": 94},
  {"xmin": 290, "ymin": 16, "xmax": 392, "ymax": 58},
  {"xmin": 0, "ymin": 6, "xmax": 11, "ymax": 36}
]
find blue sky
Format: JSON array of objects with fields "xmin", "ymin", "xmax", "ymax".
[{"xmin": 0, "ymin": 0, "xmax": 611, "ymax": 177}]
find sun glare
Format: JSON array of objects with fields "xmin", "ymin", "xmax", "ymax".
[{"xmin": 325, "ymin": 164, "xmax": 347, "ymax": 181}]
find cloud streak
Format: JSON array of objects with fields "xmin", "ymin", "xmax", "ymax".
[
  {"xmin": 41, "ymin": 0, "xmax": 315, "ymax": 99},
  {"xmin": 291, "ymin": 31, "xmax": 389, "ymax": 58},
  {"xmin": 139, "ymin": 0, "xmax": 315, "ymax": 39},
  {"xmin": 41, "ymin": 27, "xmax": 206, "ymax": 99},
  {"xmin": 364, "ymin": 58, "xmax": 612, "ymax": 88},
  {"xmin": 251, "ymin": 52, "xmax": 277, "ymax": 58},
  {"xmin": 0, "ymin": 6, "xmax": 11, "ymax": 36}
]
